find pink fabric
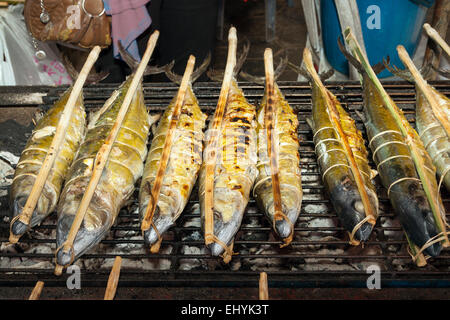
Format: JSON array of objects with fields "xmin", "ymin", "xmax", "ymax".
[{"xmin": 103, "ymin": 0, "xmax": 151, "ymax": 61}]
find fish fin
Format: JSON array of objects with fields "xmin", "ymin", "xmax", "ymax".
[
  {"xmin": 432, "ymin": 65, "xmax": 450, "ymax": 79},
  {"xmin": 305, "ymin": 117, "xmax": 314, "ymax": 131},
  {"xmin": 207, "ymin": 36, "xmax": 250, "ymax": 81},
  {"xmin": 239, "ymin": 45, "xmax": 288, "ymax": 84},
  {"xmin": 118, "ymin": 41, "xmax": 166, "ymax": 76},
  {"xmin": 338, "ymin": 36, "xmax": 364, "ymax": 74},
  {"xmin": 354, "ymin": 109, "xmax": 367, "ymax": 123},
  {"xmin": 62, "ymin": 52, "xmax": 109, "ymax": 84},
  {"xmin": 165, "ymin": 53, "xmax": 211, "ymax": 84}
]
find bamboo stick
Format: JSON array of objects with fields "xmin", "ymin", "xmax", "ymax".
[
  {"xmin": 204, "ymin": 27, "xmax": 237, "ymax": 246},
  {"xmin": 397, "ymin": 45, "xmax": 450, "ymax": 138},
  {"xmin": 54, "ymin": 31, "xmax": 159, "ymax": 276},
  {"xmin": 263, "ymin": 49, "xmax": 284, "ymax": 232},
  {"xmin": 344, "ymin": 28, "xmax": 449, "ymax": 247},
  {"xmin": 104, "ymin": 256, "xmax": 122, "ymax": 300},
  {"xmin": 259, "ymin": 272, "xmax": 269, "ymax": 300},
  {"xmin": 9, "ymin": 46, "xmax": 101, "ymax": 244},
  {"xmin": 424, "ymin": 23, "xmax": 450, "ymax": 59},
  {"xmin": 141, "ymin": 55, "xmax": 196, "ymax": 253},
  {"xmin": 28, "ymin": 281, "xmax": 44, "ymax": 300},
  {"xmin": 303, "ymin": 47, "xmax": 377, "ymax": 227}
]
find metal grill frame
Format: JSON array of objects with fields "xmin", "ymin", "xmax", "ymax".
[{"xmin": 0, "ymin": 80, "xmax": 450, "ymax": 289}]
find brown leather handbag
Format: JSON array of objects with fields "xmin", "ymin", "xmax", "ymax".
[{"xmin": 24, "ymin": 0, "xmax": 111, "ymax": 49}]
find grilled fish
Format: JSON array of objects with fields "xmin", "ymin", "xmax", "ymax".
[
  {"xmin": 56, "ymin": 77, "xmax": 153, "ymax": 265},
  {"xmin": 199, "ymin": 79, "xmax": 258, "ymax": 257},
  {"xmin": 340, "ymin": 36, "xmax": 446, "ymax": 256},
  {"xmin": 253, "ymin": 84, "xmax": 302, "ymax": 243},
  {"xmin": 10, "ymin": 88, "xmax": 85, "ymax": 237},
  {"xmin": 416, "ymin": 88, "xmax": 450, "ymax": 192},
  {"xmin": 139, "ymin": 85, "xmax": 207, "ymax": 248},
  {"xmin": 303, "ymin": 64, "xmax": 379, "ymax": 244}
]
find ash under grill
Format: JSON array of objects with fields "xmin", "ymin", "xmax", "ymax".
[{"xmin": 0, "ymin": 80, "xmax": 449, "ymax": 289}]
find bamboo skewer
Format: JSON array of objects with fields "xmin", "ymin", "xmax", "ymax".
[
  {"xmin": 28, "ymin": 281, "xmax": 44, "ymax": 300},
  {"xmin": 344, "ymin": 28, "xmax": 449, "ymax": 249},
  {"xmin": 424, "ymin": 23, "xmax": 450, "ymax": 59},
  {"xmin": 54, "ymin": 31, "xmax": 159, "ymax": 276},
  {"xmin": 141, "ymin": 55, "xmax": 196, "ymax": 253},
  {"xmin": 204, "ymin": 27, "xmax": 237, "ymax": 256},
  {"xmin": 259, "ymin": 272, "xmax": 269, "ymax": 300},
  {"xmin": 303, "ymin": 47, "xmax": 377, "ymax": 232},
  {"xmin": 9, "ymin": 46, "xmax": 101, "ymax": 244},
  {"xmin": 397, "ymin": 45, "xmax": 450, "ymax": 138},
  {"xmin": 264, "ymin": 49, "xmax": 287, "ymax": 242},
  {"xmin": 104, "ymin": 256, "xmax": 122, "ymax": 300}
]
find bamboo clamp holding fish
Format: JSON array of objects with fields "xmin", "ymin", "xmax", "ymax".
[
  {"xmin": 53, "ymin": 31, "xmax": 160, "ymax": 276},
  {"xmin": 259, "ymin": 272, "xmax": 269, "ymax": 300},
  {"xmin": 397, "ymin": 45, "xmax": 450, "ymax": 138},
  {"xmin": 104, "ymin": 256, "xmax": 122, "ymax": 300},
  {"xmin": 423, "ymin": 23, "xmax": 450, "ymax": 59},
  {"xmin": 263, "ymin": 48, "xmax": 294, "ymax": 246},
  {"xmin": 303, "ymin": 46, "xmax": 377, "ymax": 244},
  {"xmin": 203, "ymin": 27, "xmax": 238, "ymax": 263},
  {"xmin": 28, "ymin": 281, "xmax": 44, "ymax": 300},
  {"xmin": 140, "ymin": 55, "xmax": 196, "ymax": 253},
  {"xmin": 344, "ymin": 27, "xmax": 450, "ymax": 254},
  {"xmin": 8, "ymin": 46, "xmax": 101, "ymax": 245}
]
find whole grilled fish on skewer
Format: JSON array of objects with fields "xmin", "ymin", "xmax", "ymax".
[
  {"xmin": 55, "ymin": 33, "xmax": 159, "ymax": 271},
  {"xmin": 250, "ymin": 49, "xmax": 302, "ymax": 245},
  {"xmin": 199, "ymin": 79, "xmax": 258, "ymax": 259},
  {"xmin": 385, "ymin": 51, "xmax": 450, "ymax": 193},
  {"xmin": 199, "ymin": 27, "xmax": 258, "ymax": 261},
  {"xmin": 139, "ymin": 56, "xmax": 208, "ymax": 251},
  {"xmin": 291, "ymin": 48, "xmax": 379, "ymax": 244},
  {"xmin": 342, "ymin": 31, "xmax": 448, "ymax": 259},
  {"xmin": 9, "ymin": 47, "xmax": 101, "ymax": 242},
  {"xmin": 9, "ymin": 88, "xmax": 86, "ymax": 237},
  {"xmin": 56, "ymin": 76, "xmax": 155, "ymax": 266}
]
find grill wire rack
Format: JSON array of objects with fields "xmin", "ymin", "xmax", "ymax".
[{"xmin": 0, "ymin": 80, "xmax": 449, "ymax": 289}]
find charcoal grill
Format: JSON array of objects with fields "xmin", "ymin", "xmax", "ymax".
[{"xmin": 0, "ymin": 80, "xmax": 450, "ymax": 295}]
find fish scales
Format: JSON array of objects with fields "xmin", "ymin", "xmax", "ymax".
[
  {"xmin": 199, "ymin": 79, "xmax": 258, "ymax": 257},
  {"xmin": 309, "ymin": 82, "xmax": 378, "ymax": 243},
  {"xmin": 362, "ymin": 74, "xmax": 445, "ymax": 256},
  {"xmin": 139, "ymin": 85, "xmax": 207, "ymax": 246},
  {"xmin": 253, "ymin": 83, "xmax": 302, "ymax": 241},
  {"xmin": 416, "ymin": 87, "xmax": 450, "ymax": 192},
  {"xmin": 10, "ymin": 88, "xmax": 85, "ymax": 231},
  {"xmin": 56, "ymin": 77, "xmax": 150, "ymax": 263}
]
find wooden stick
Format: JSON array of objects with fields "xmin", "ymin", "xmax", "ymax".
[
  {"xmin": 204, "ymin": 27, "xmax": 237, "ymax": 246},
  {"xmin": 263, "ymin": 49, "xmax": 283, "ymax": 230},
  {"xmin": 9, "ymin": 46, "xmax": 101, "ymax": 244},
  {"xmin": 104, "ymin": 256, "xmax": 122, "ymax": 300},
  {"xmin": 28, "ymin": 281, "xmax": 44, "ymax": 300},
  {"xmin": 397, "ymin": 45, "xmax": 450, "ymax": 138},
  {"xmin": 345, "ymin": 28, "xmax": 449, "ymax": 246},
  {"xmin": 54, "ymin": 31, "xmax": 159, "ymax": 275},
  {"xmin": 303, "ymin": 47, "xmax": 377, "ymax": 227},
  {"xmin": 259, "ymin": 272, "xmax": 269, "ymax": 300},
  {"xmin": 141, "ymin": 55, "xmax": 196, "ymax": 252},
  {"xmin": 424, "ymin": 23, "xmax": 450, "ymax": 59}
]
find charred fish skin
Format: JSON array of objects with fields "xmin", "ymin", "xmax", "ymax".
[
  {"xmin": 10, "ymin": 88, "xmax": 86, "ymax": 235},
  {"xmin": 139, "ymin": 85, "xmax": 207, "ymax": 246},
  {"xmin": 416, "ymin": 87, "xmax": 450, "ymax": 192},
  {"xmin": 253, "ymin": 84, "xmax": 302, "ymax": 240},
  {"xmin": 361, "ymin": 75, "xmax": 443, "ymax": 256},
  {"xmin": 199, "ymin": 79, "xmax": 258, "ymax": 256},
  {"xmin": 308, "ymin": 83, "xmax": 378, "ymax": 242},
  {"xmin": 56, "ymin": 78, "xmax": 150, "ymax": 265}
]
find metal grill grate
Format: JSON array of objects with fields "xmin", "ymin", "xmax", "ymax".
[{"xmin": 0, "ymin": 80, "xmax": 449, "ymax": 289}]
